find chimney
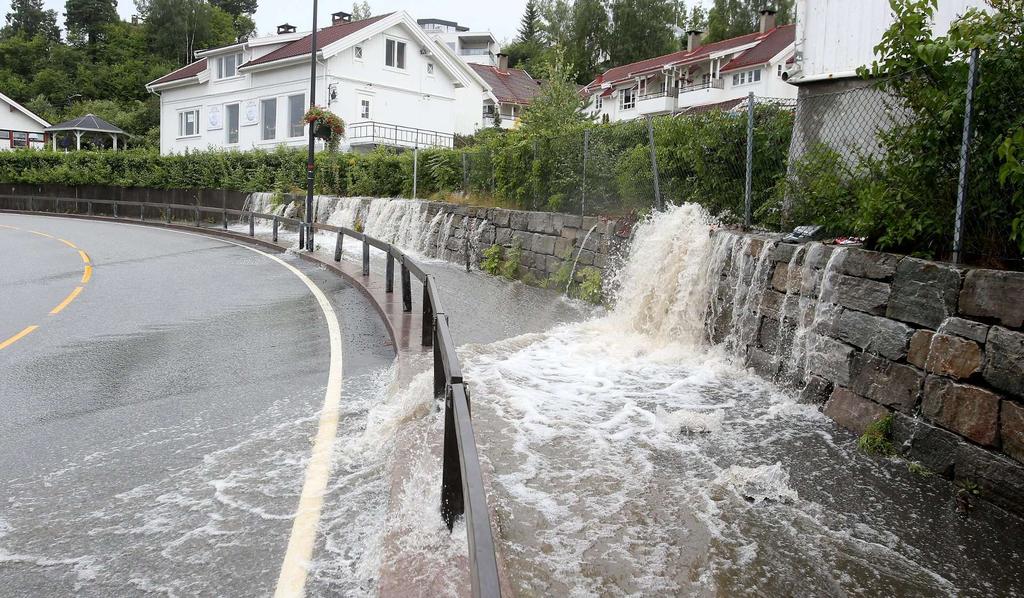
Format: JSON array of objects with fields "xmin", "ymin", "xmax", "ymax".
[
  {"xmin": 277, "ymin": 23, "xmax": 297, "ymax": 34},
  {"xmin": 759, "ymin": 8, "xmax": 777, "ymax": 33},
  {"xmin": 497, "ymin": 53, "xmax": 509, "ymax": 69},
  {"xmin": 686, "ymin": 30, "xmax": 703, "ymax": 52},
  {"xmin": 332, "ymin": 11, "xmax": 352, "ymax": 24}
]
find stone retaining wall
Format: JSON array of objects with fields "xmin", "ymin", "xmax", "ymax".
[
  {"xmin": 420, "ymin": 201, "xmax": 632, "ymax": 284},
  {"xmin": 725, "ymin": 233, "xmax": 1024, "ymax": 514}
]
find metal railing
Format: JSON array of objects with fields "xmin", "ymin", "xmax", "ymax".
[
  {"xmin": 0, "ymin": 193, "xmax": 501, "ymax": 598},
  {"xmin": 637, "ymin": 87, "xmax": 679, "ymax": 100},
  {"xmin": 347, "ymin": 121, "xmax": 455, "ymax": 149}
]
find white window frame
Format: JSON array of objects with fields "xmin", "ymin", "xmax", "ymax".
[
  {"xmin": 354, "ymin": 45, "xmax": 363, "ymax": 61},
  {"xmin": 620, "ymin": 87, "xmax": 636, "ymax": 110},
  {"xmin": 777, "ymin": 64, "xmax": 784, "ymax": 77},
  {"xmin": 732, "ymin": 68, "xmax": 762, "ymax": 87},
  {"xmin": 225, "ymin": 103, "xmax": 240, "ymax": 145},
  {"xmin": 216, "ymin": 52, "xmax": 244, "ymax": 80},
  {"xmin": 385, "ymin": 37, "xmax": 407, "ymax": 70},
  {"xmin": 595, "ymin": 95, "xmax": 602, "ymax": 111},
  {"xmin": 177, "ymin": 107, "xmax": 200, "ymax": 138},
  {"xmin": 426, "ymin": 62, "xmax": 435, "ymax": 76},
  {"xmin": 260, "ymin": 98, "xmax": 277, "ymax": 141},
  {"xmin": 359, "ymin": 98, "xmax": 370, "ymax": 120},
  {"xmin": 287, "ymin": 94, "xmax": 305, "ymax": 138},
  {"xmin": 637, "ymin": 78, "xmax": 647, "ymax": 97}
]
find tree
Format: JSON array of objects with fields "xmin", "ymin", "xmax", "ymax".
[
  {"xmin": 351, "ymin": 1, "xmax": 371, "ymax": 20},
  {"xmin": 565, "ymin": 0, "xmax": 608, "ymax": 83},
  {"xmin": 607, "ymin": 0, "xmax": 678, "ymax": 67},
  {"xmin": 140, "ymin": 0, "xmax": 236, "ymax": 64},
  {"xmin": 518, "ymin": 68, "xmax": 589, "ymax": 134},
  {"xmin": 209, "ymin": 0, "xmax": 258, "ymax": 39},
  {"xmin": 65, "ymin": 0, "xmax": 119, "ymax": 45},
  {"xmin": 705, "ymin": 0, "xmax": 793, "ymax": 43},
  {"xmin": 2, "ymin": 0, "xmax": 60, "ymax": 42},
  {"xmin": 518, "ymin": 0, "xmax": 541, "ymax": 43}
]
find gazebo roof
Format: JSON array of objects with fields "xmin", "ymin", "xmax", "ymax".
[{"xmin": 45, "ymin": 114, "xmax": 126, "ymax": 135}]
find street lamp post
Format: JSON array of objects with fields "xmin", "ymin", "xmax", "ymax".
[{"xmin": 304, "ymin": 0, "xmax": 319, "ymax": 251}]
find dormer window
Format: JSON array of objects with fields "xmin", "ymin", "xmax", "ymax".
[{"xmin": 216, "ymin": 52, "xmax": 243, "ymax": 79}]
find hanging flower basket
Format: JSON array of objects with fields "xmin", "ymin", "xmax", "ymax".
[{"xmin": 303, "ymin": 106, "xmax": 345, "ymax": 151}]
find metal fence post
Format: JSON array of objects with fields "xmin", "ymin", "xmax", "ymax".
[
  {"xmin": 422, "ymin": 278, "xmax": 433, "ymax": 347},
  {"xmin": 744, "ymin": 91, "xmax": 755, "ymax": 228},
  {"xmin": 249, "ymin": 211, "xmax": 255, "ymax": 236},
  {"xmin": 362, "ymin": 238, "xmax": 370, "ymax": 275},
  {"xmin": 401, "ymin": 261, "xmax": 412, "ymax": 312},
  {"xmin": 440, "ymin": 385, "xmax": 464, "ymax": 529},
  {"xmin": 299, "ymin": 221, "xmax": 305, "ymax": 249},
  {"xmin": 386, "ymin": 253, "xmax": 395, "ymax": 292},
  {"xmin": 272, "ymin": 216, "xmax": 279, "ymax": 242},
  {"xmin": 953, "ymin": 47, "xmax": 980, "ymax": 265},
  {"xmin": 412, "ymin": 144, "xmax": 419, "ymax": 200},
  {"xmin": 113, "ymin": 201, "xmax": 118, "ymax": 218},
  {"xmin": 461, "ymin": 151, "xmax": 469, "ymax": 193},
  {"xmin": 581, "ymin": 129, "xmax": 589, "ymax": 217},
  {"xmin": 647, "ymin": 116, "xmax": 662, "ymax": 212},
  {"xmin": 334, "ymin": 229, "xmax": 343, "ymax": 261}
]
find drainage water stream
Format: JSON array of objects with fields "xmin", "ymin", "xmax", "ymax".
[{"xmin": 243, "ymin": 196, "xmax": 1024, "ymax": 596}]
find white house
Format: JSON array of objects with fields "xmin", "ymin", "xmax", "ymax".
[
  {"xmin": 0, "ymin": 92, "xmax": 49, "ymax": 150},
  {"xmin": 417, "ymin": 18, "xmax": 501, "ymax": 67},
  {"xmin": 583, "ymin": 10, "xmax": 796, "ymax": 122},
  {"xmin": 146, "ymin": 11, "xmax": 490, "ymax": 155}
]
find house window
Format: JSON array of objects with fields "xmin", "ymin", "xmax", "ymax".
[
  {"xmin": 777, "ymin": 64, "xmax": 784, "ymax": 77},
  {"xmin": 732, "ymin": 68, "xmax": 762, "ymax": 86},
  {"xmin": 12, "ymin": 131, "xmax": 27, "ymax": 147},
  {"xmin": 225, "ymin": 103, "xmax": 239, "ymax": 144},
  {"xmin": 701, "ymin": 73, "xmax": 711, "ymax": 86},
  {"xmin": 288, "ymin": 94, "xmax": 305, "ymax": 137},
  {"xmin": 360, "ymin": 98, "xmax": 370, "ymax": 119},
  {"xmin": 595, "ymin": 95, "xmax": 602, "ymax": 111},
  {"xmin": 354, "ymin": 45, "xmax": 363, "ymax": 60},
  {"xmin": 385, "ymin": 38, "xmax": 406, "ymax": 69},
  {"xmin": 178, "ymin": 108, "xmax": 199, "ymax": 137},
  {"xmin": 620, "ymin": 87, "xmax": 636, "ymax": 110},
  {"xmin": 426, "ymin": 62, "xmax": 434, "ymax": 75},
  {"xmin": 638, "ymin": 78, "xmax": 647, "ymax": 97},
  {"xmin": 261, "ymin": 98, "xmax": 277, "ymax": 140},
  {"xmin": 216, "ymin": 52, "xmax": 243, "ymax": 79}
]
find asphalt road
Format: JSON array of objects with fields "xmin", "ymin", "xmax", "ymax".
[{"xmin": 0, "ymin": 214, "xmax": 395, "ymax": 596}]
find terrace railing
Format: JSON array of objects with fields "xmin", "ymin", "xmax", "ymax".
[
  {"xmin": 0, "ymin": 193, "xmax": 501, "ymax": 598},
  {"xmin": 347, "ymin": 121, "xmax": 455, "ymax": 150}
]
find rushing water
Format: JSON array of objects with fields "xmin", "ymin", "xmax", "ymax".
[{"xmin": 235, "ymin": 197, "xmax": 1024, "ymax": 596}]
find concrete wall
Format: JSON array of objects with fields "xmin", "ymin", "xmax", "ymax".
[{"xmin": 723, "ymin": 233, "xmax": 1024, "ymax": 514}]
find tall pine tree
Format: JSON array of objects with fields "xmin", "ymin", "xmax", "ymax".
[
  {"xmin": 2, "ymin": 0, "xmax": 60, "ymax": 41},
  {"xmin": 705, "ymin": 0, "xmax": 792, "ymax": 42},
  {"xmin": 518, "ymin": 0, "xmax": 541, "ymax": 43},
  {"xmin": 565, "ymin": 0, "xmax": 608, "ymax": 83},
  {"xmin": 65, "ymin": 0, "xmax": 119, "ymax": 45}
]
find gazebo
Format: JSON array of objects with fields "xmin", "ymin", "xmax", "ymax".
[{"xmin": 45, "ymin": 114, "xmax": 127, "ymax": 151}]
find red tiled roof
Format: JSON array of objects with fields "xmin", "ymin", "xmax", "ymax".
[
  {"xmin": 678, "ymin": 97, "xmax": 746, "ymax": 115},
  {"xmin": 245, "ymin": 13, "xmax": 391, "ymax": 68},
  {"xmin": 150, "ymin": 58, "xmax": 208, "ymax": 86},
  {"xmin": 720, "ymin": 24, "xmax": 795, "ymax": 72},
  {"xmin": 470, "ymin": 63, "xmax": 541, "ymax": 105}
]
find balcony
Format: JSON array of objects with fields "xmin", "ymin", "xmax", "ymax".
[
  {"xmin": 347, "ymin": 121, "xmax": 454, "ymax": 150},
  {"xmin": 677, "ymin": 78, "xmax": 727, "ymax": 108},
  {"xmin": 636, "ymin": 88, "xmax": 678, "ymax": 115}
]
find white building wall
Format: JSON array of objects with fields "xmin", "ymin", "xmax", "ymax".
[
  {"xmin": 0, "ymin": 97, "xmax": 47, "ymax": 150},
  {"xmin": 794, "ymin": 0, "xmax": 988, "ymax": 81},
  {"xmin": 156, "ymin": 22, "xmax": 483, "ymax": 154}
]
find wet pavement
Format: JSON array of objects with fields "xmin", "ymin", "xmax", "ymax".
[{"xmin": 0, "ymin": 214, "xmax": 394, "ymax": 596}]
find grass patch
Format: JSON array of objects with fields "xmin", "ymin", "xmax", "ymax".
[{"xmin": 857, "ymin": 414, "xmax": 895, "ymax": 457}]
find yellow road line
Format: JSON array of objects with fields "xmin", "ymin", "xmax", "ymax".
[
  {"xmin": 50, "ymin": 287, "xmax": 84, "ymax": 315},
  {"xmin": 81, "ymin": 264, "xmax": 93, "ymax": 283},
  {"xmin": 30, "ymin": 230, "xmax": 55, "ymax": 239},
  {"xmin": 0, "ymin": 325, "xmax": 38, "ymax": 350},
  {"xmin": 59, "ymin": 238, "xmax": 78, "ymax": 249},
  {"xmin": 78, "ymin": 250, "xmax": 90, "ymax": 264}
]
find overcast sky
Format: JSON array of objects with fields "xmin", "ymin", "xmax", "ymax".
[{"xmin": 8, "ymin": 0, "xmax": 712, "ymax": 45}]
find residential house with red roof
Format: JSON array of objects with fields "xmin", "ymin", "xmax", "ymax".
[
  {"xmin": 583, "ymin": 10, "xmax": 796, "ymax": 123},
  {"xmin": 146, "ymin": 11, "xmax": 489, "ymax": 155},
  {"xmin": 469, "ymin": 58, "xmax": 542, "ymax": 129},
  {"xmin": 0, "ymin": 92, "xmax": 50, "ymax": 151}
]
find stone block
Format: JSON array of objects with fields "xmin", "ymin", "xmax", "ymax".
[
  {"xmin": 527, "ymin": 211, "xmax": 554, "ymax": 234},
  {"xmin": 922, "ymin": 376, "xmax": 1001, "ymax": 447},
  {"xmin": 835, "ymin": 309, "xmax": 914, "ymax": 361},
  {"xmin": 580, "ymin": 232, "xmax": 600, "ymax": 252},
  {"xmin": 771, "ymin": 242, "xmax": 799, "ymax": 263},
  {"xmin": 954, "ymin": 442, "xmax": 1024, "ymax": 516},
  {"xmin": 886, "ymin": 257, "xmax": 961, "ymax": 329},
  {"xmin": 559, "ymin": 226, "xmax": 579, "ymax": 241},
  {"xmin": 593, "ymin": 253, "xmax": 608, "ymax": 269},
  {"xmin": 925, "ymin": 334, "xmax": 983, "ymax": 380},
  {"xmin": 511, "ymin": 230, "xmax": 531, "ymax": 249},
  {"xmin": 1002, "ymin": 401, "xmax": 1024, "ymax": 465},
  {"xmin": 533, "ymin": 233, "xmax": 556, "ymax": 256},
  {"xmin": 983, "ymin": 327, "xmax": 1024, "ymax": 398},
  {"xmin": 807, "ymin": 336, "xmax": 856, "ymax": 386},
  {"xmin": 937, "ymin": 317, "xmax": 990, "ymax": 344},
  {"xmin": 907, "ymin": 330, "xmax": 934, "ymax": 369},
  {"xmin": 959, "ymin": 269, "xmax": 1024, "ymax": 328},
  {"xmin": 811, "ymin": 302, "xmax": 844, "ymax": 338},
  {"xmin": 800, "ymin": 269, "xmax": 823, "ymax": 297},
  {"xmin": 823, "ymin": 387, "xmax": 890, "ymax": 436},
  {"xmin": 891, "ymin": 413, "xmax": 960, "ymax": 478},
  {"xmin": 759, "ymin": 290, "xmax": 786, "ymax": 318},
  {"xmin": 771, "ymin": 263, "xmax": 790, "ymax": 293},
  {"xmin": 581, "ymin": 216, "xmax": 599, "ymax": 232},
  {"xmin": 554, "ymin": 236, "xmax": 575, "ymax": 260},
  {"xmin": 758, "ymin": 316, "xmax": 782, "ymax": 352},
  {"xmin": 544, "ymin": 255, "xmax": 562, "ymax": 275},
  {"xmin": 577, "ymin": 249, "xmax": 595, "ymax": 266},
  {"xmin": 805, "ymin": 243, "xmax": 835, "ymax": 269},
  {"xmin": 550, "ymin": 213, "xmax": 565, "ymax": 233},
  {"xmin": 832, "ymin": 247, "xmax": 900, "ymax": 280},
  {"xmin": 563, "ymin": 214, "xmax": 582, "ymax": 229},
  {"xmin": 799, "ymin": 375, "xmax": 833, "ymax": 405},
  {"xmin": 509, "ymin": 210, "xmax": 528, "ymax": 230},
  {"xmin": 821, "ymin": 272, "xmax": 891, "ymax": 315},
  {"xmin": 493, "ymin": 227, "xmax": 511, "ymax": 247},
  {"xmin": 849, "ymin": 352, "xmax": 924, "ymax": 413},
  {"xmin": 746, "ymin": 346, "xmax": 781, "ymax": 378}
]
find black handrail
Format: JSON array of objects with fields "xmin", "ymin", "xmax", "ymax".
[{"xmin": 0, "ymin": 193, "xmax": 501, "ymax": 598}]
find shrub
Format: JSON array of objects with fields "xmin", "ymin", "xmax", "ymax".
[
  {"xmin": 857, "ymin": 414, "xmax": 895, "ymax": 457},
  {"xmin": 481, "ymin": 244, "xmax": 503, "ymax": 275}
]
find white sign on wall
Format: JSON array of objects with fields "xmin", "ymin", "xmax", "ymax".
[
  {"xmin": 242, "ymin": 99, "xmax": 259, "ymax": 127},
  {"xmin": 207, "ymin": 105, "xmax": 223, "ymax": 130}
]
